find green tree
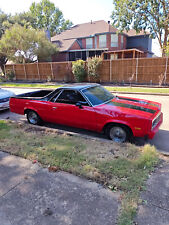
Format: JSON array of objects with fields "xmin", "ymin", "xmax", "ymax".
[
  {"xmin": 29, "ymin": 0, "xmax": 73, "ymax": 36},
  {"xmin": 0, "ymin": 9, "xmax": 9, "ymax": 73},
  {"xmin": 3, "ymin": 12, "xmax": 37, "ymax": 30},
  {"xmin": 111, "ymin": 0, "xmax": 169, "ymax": 56},
  {"xmin": 0, "ymin": 24, "xmax": 58, "ymax": 64},
  {"xmin": 166, "ymin": 41, "xmax": 169, "ymax": 56}
]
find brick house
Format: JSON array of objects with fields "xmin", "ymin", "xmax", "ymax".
[{"xmin": 51, "ymin": 20, "xmax": 153, "ymax": 62}]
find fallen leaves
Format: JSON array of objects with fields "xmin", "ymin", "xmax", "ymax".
[{"xmin": 48, "ymin": 165, "xmax": 60, "ymax": 172}]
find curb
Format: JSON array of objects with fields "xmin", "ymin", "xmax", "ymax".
[
  {"xmin": 2, "ymin": 86, "xmax": 169, "ymax": 96},
  {"xmin": 6, "ymin": 120, "xmax": 169, "ymax": 156},
  {"xmin": 9, "ymin": 120, "xmax": 112, "ymax": 143}
]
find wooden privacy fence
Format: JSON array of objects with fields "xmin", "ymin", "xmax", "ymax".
[{"xmin": 5, "ymin": 57, "xmax": 169, "ymax": 85}]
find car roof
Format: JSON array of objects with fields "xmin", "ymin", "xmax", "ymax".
[{"xmin": 59, "ymin": 83, "xmax": 100, "ymax": 91}]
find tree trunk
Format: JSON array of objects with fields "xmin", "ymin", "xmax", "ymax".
[
  {"xmin": 0, "ymin": 56, "xmax": 8, "ymax": 75},
  {"xmin": 162, "ymin": 28, "xmax": 168, "ymax": 57},
  {"xmin": 0, "ymin": 64, "xmax": 5, "ymax": 75}
]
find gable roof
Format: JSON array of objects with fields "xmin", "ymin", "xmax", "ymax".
[
  {"xmin": 51, "ymin": 20, "xmax": 118, "ymax": 42},
  {"xmin": 123, "ymin": 29, "xmax": 150, "ymax": 36},
  {"xmin": 53, "ymin": 39, "xmax": 77, "ymax": 51}
]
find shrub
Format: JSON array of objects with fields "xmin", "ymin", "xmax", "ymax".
[
  {"xmin": 72, "ymin": 60, "xmax": 86, "ymax": 82},
  {"xmin": 0, "ymin": 74, "xmax": 6, "ymax": 82},
  {"xmin": 87, "ymin": 56, "xmax": 102, "ymax": 82},
  {"xmin": 5, "ymin": 70, "xmax": 15, "ymax": 81}
]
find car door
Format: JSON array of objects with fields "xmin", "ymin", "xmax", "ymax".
[{"xmin": 47, "ymin": 89, "xmax": 97, "ymax": 131}]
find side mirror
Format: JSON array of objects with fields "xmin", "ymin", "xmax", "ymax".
[{"xmin": 75, "ymin": 102, "xmax": 83, "ymax": 109}]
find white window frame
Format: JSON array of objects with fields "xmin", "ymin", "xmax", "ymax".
[
  {"xmin": 111, "ymin": 34, "xmax": 118, "ymax": 47},
  {"xmin": 99, "ymin": 35, "xmax": 107, "ymax": 48},
  {"xmin": 86, "ymin": 38, "xmax": 93, "ymax": 49}
]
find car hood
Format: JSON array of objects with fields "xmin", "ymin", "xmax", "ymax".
[
  {"xmin": 97, "ymin": 95, "xmax": 161, "ymax": 119},
  {"xmin": 0, "ymin": 89, "xmax": 15, "ymax": 99}
]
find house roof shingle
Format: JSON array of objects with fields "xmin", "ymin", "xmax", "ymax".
[
  {"xmin": 51, "ymin": 20, "xmax": 150, "ymax": 52},
  {"xmin": 51, "ymin": 20, "xmax": 118, "ymax": 42},
  {"xmin": 53, "ymin": 39, "xmax": 77, "ymax": 51},
  {"xmin": 123, "ymin": 29, "xmax": 150, "ymax": 36}
]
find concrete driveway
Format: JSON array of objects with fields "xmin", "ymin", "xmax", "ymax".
[{"xmin": 0, "ymin": 88, "xmax": 169, "ymax": 154}]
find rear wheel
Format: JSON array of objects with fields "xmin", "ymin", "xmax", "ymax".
[
  {"xmin": 106, "ymin": 125, "xmax": 130, "ymax": 143},
  {"xmin": 27, "ymin": 110, "xmax": 42, "ymax": 125}
]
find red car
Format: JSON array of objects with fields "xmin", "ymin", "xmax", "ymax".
[{"xmin": 10, "ymin": 84, "xmax": 163, "ymax": 143}]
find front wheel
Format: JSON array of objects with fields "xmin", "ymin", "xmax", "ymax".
[
  {"xmin": 106, "ymin": 125, "xmax": 129, "ymax": 143},
  {"xmin": 27, "ymin": 110, "xmax": 42, "ymax": 125}
]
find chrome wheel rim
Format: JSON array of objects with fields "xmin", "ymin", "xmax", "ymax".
[
  {"xmin": 109, "ymin": 127, "xmax": 126, "ymax": 143},
  {"xmin": 28, "ymin": 111, "xmax": 38, "ymax": 124}
]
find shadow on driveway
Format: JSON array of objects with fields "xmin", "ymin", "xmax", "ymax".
[{"xmin": 1, "ymin": 109, "xmax": 169, "ymax": 155}]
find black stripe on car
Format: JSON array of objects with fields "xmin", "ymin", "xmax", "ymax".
[
  {"xmin": 117, "ymin": 97, "xmax": 159, "ymax": 108},
  {"xmin": 107, "ymin": 101, "xmax": 156, "ymax": 114}
]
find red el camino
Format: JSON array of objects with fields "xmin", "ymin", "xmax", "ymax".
[{"xmin": 10, "ymin": 84, "xmax": 163, "ymax": 143}]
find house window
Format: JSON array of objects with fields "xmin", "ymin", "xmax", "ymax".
[
  {"xmin": 99, "ymin": 35, "xmax": 107, "ymax": 48},
  {"xmin": 111, "ymin": 34, "xmax": 118, "ymax": 47},
  {"xmin": 86, "ymin": 38, "xmax": 93, "ymax": 49},
  {"xmin": 121, "ymin": 35, "xmax": 124, "ymax": 48}
]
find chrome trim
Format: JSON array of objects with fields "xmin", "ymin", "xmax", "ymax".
[
  {"xmin": 53, "ymin": 89, "xmax": 64, "ymax": 102},
  {"xmin": 152, "ymin": 112, "xmax": 161, "ymax": 130},
  {"xmin": 79, "ymin": 90, "xmax": 93, "ymax": 107},
  {"xmin": 81, "ymin": 85, "xmax": 114, "ymax": 107},
  {"xmin": 49, "ymin": 90, "xmax": 63, "ymax": 102},
  {"xmin": 51, "ymin": 89, "xmax": 91, "ymax": 107}
]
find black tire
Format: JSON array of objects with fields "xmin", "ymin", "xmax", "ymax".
[
  {"xmin": 106, "ymin": 124, "xmax": 131, "ymax": 143},
  {"xmin": 27, "ymin": 110, "xmax": 42, "ymax": 125}
]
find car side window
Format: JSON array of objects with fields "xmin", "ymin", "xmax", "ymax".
[
  {"xmin": 50, "ymin": 90, "xmax": 62, "ymax": 102},
  {"xmin": 55, "ymin": 90, "xmax": 89, "ymax": 105}
]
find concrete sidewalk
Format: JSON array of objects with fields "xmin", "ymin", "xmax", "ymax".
[
  {"xmin": 0, "ymin": 151, "xmax": 119, "ymax": 225},
  {"xmin": 1, "ymin": 151, "xmax": 169, "ymax": 225},
  {"xmin": 135, "ymin": 161, "xmax": 169, "ymax": 225}
]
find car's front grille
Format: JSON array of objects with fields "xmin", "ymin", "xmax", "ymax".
[
  {"xmin": 152, "ymin": 113, "xmax": 161, "ymax": 130},
  {"xmin": 0, "ymin": 97, "xmax": 9, "ymax": 103}
]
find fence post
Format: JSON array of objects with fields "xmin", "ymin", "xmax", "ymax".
[
  {"xmin": 12, "ymin": 64, "xmax": 16, "ymax": 80},
  {"xmin": 23, "ymin": 64, "xmax": 27, "ymax": 80},
  {"xmin": 164, "ymin": 57, "xmax": 168, "ymax": 85},
  {"xmin": 37, "ymin": 63, "xmax": 40, "ymax": 80},
  {"xmin": 135, "ymin": 58, "xmax": 138, "ymax": 83},
  {"xmin": 50, "ymin": 62, "xmax": 54, "ymax": 80},
  {"xmin": 109, "ymin": 59, "xmax": 112, "ymax": 82},
  {"xmin": 12, "ymin": 64, "xmax": 15, "ymax": 74}
]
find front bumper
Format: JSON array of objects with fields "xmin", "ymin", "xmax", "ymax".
[
  {"xmin": 147, "ymin": 112, "xmax": 163, "ymax": 139},
  {"xmin": 0, "ymin": 101, "xmax": 9, "ymax": 111}
]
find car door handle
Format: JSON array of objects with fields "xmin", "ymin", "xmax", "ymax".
[{"xmin": 52, "ymin": 107, "xmax": 57, "ymax": 110}]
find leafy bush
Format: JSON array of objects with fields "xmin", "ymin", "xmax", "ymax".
[
  {"xmin": 5, "ymin": 70, "xmax": 15, "ymax": 81},
  {"xmin": 0, "ymin": 75, "xmax": 6, "ymax": 82},
  {"xmin": 72, "ymin": 60, "xmax": 86, "ymax": 82},
  {"xmin": 87, "ymin": 56, "xmax": 102, "ymax": 81}
]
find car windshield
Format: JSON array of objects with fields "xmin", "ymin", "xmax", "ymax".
[{"xmin": 82, "ymin": 86, "xmax": 114, "ymax": 106}]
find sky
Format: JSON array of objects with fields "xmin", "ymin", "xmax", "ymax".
[{"xmin": 0, "ymin": 0, "xmax": 161, "ymax": 56}]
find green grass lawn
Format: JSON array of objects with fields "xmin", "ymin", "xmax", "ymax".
[
  {"xmin": 0, "ymin": 120, "xmax": 160, "ymax": 225},
  {"xmin": 1, "ymin": 82, "xmax": 169, "ymax": 94},
  {"xmin": 106, "ymin": 86, "xmax": 169, "ymax": 94},
  {"xmin": 0, "ymin": 82, "xmax": 62, "ymax": 89}
]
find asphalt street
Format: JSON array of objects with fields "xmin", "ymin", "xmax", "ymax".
[{"xmin": 0, "ymin": 87, "xmax": 169, "ymax": 153}]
